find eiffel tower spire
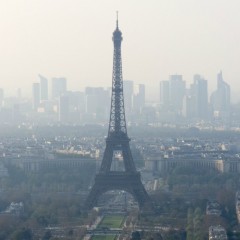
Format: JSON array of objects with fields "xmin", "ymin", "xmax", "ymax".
[
  {"xmin": 116, "ymin": 11, "xmax": 119, "ymax": 29},
  {"xmin": 108, "ymin": 12, "xmax": 127, "ymax": 138}
]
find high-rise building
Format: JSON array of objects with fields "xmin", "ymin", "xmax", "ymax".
[
  {"xmin": 169, "ymin": 75, "xmax": 186, "ymax": 114},
  {"xmin": 68, "ymin": 91, "xmax": 85, "ymax": 113},
  {"xmin": 182, "ymin": 95, "xmax": 196, "ymax": 119},
  {"xmin": 133, "ymin": 84, "xmax": 145, "ymax": 113},
  {"xmin": 32, "ymin": 83, "xmax": 40, "ymax": 111},
  {"xmin": 160, "ymin": 80, "xmax": 169, "ymax": 109},
  {"xmin": 210, "ymin": 71, "xmax": 230, "ymax": 121},
  {"xmin": 67, "ymin": 91, "xmax": 86, "ymax": 122},
  {"xmin": 217, "ymin": 71, "xmax": 230, "ymax": 111},
  {"xmin": 85, "ymin": 93, "xmax": 97, "ymax": 115},
  {"xmin": 85, "ymin": 87, "xmax": 110, "ymax": 120},
  {"xmin": 52, "ymin": 77, "xmax": 67, "ymax": 99},
  {"xmin": 38, "ymin": 75, "xmax": 48, "ymax": 101},
  {"xmin": 190, "ymin": 74, "xmax": 208, "ymax": 119}
]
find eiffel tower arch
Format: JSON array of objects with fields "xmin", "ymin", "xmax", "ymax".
[{"xmin": 85, "ymin": 14, "xmax": 151, "ymax": 210}]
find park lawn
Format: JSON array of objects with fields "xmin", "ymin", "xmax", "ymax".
[
  {"xmin": 91, "ymin": 235, "xmax": 116, "ymax": 240},
  {"xmin": 98, "ymin": 215, "xmax": 124, "ymax": 228}
]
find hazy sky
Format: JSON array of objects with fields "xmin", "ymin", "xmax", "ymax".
[{"xmin": 0, "ymin": 0, "xmax": 240, "ymax": 101}]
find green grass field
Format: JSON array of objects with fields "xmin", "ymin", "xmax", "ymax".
[
  {"xmin": 98, "ymin": 215, "xmax": 124, "ymax": 228},
  {"xmin": 91, "ymin": 235, "xmax": 116, "ymax": 240}
]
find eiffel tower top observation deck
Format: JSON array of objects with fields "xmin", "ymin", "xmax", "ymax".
[{"xmin": 108, "ymin": 12, "xmax": 127, "ymax": 139}]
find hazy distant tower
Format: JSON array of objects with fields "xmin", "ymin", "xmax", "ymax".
[
  {"xmin": 216, "ymin": 71, "xmax": 230, "ymax": 111},
  {"xmin": 191, "ymin": 74, "xmax": 208, "ymax": 119},
  {"xmin": 38, "ymin": 74, "xmax": 48, "ymax": 101},
  {"xmin": 52, "ymin": 77, "xmax": 67, "ymax": 99},
  {"xmin": 133, "ymin": 84, "xmax": 145, "ymax": 113},
  {"xmin": 85, "ymin": 87, "xmax": 110, "ymax": 119},
  {"xmin": 169, "ymin": 75, "xmax": 186, "ymax": 113},
  {"xmin": 160, "ymin": 80, "xmax": 169, "ymax": 109},
  {"xmin": 210, "ymin": 71, "xmax": 230, "ymax": 121}
]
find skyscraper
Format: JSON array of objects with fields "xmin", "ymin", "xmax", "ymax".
[
  {"xmin": 169, "ymin": 75, "xmax": 186, "ymax": 114},
  {"xmin": 182, "ymin": 95, "xmax": 196, "ymax": 119},
  {"xmin": 38, "ymin": 74, "xmax": 48, "ymax": 101},
  {"xmin": 210, "ymin": 71, "xmax": 230, "ymax": 121},
  {"xmin": 133, "ymin": 84, "xmax": 145, "ymax": 113},
  {"xmin": 190, "ymin": 74, "xmax": 208, "ymax": 119},
  {"xmin": 217, "ymin": 71, "xmax": 230, "ymax": 111},
  {"xmin": 160, "ymin": 80, "xmax": 169, "ymax": 109},
  {"xmin": 85, "ymin": 87, "xmax": 110, "ymax": 120},
  {"xmin": 52, "ymin": 77, "xmax": 67, "ymax": 100},
  {"xmin": 67, "ymin": 91, "xmax": 86, "ymax": 122}
]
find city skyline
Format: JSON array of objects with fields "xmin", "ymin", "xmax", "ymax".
[
  {"xmin": 0, "ymin": 1, "xmax": 240, "ymax": 101},
  {"xmin": 0, "ymin": 71, "xmax": 233, "ymax": 102}
]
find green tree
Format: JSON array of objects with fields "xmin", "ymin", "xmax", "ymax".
[
  {"xmin": 11, "ymin": 228, "xmax": 32, "ymax": 240},
  {"xmin": 186, "ymin": 208, "xmax": 194, "ymax": 240},
  {"xmin": 131, "ymin": 231, "xmax": 141, "ymax": 240},
  {"xmin": 193, "ymin": 207, "xmax": 203, "ymax": 240},
  {"xmin": 42, "ymin": 230, "xmax": 52, "ymax": 240}
]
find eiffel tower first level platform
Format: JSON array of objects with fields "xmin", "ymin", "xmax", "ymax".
[
  {"xmin": 84, "ymin": 14, "xmax": 151, "ymax": 210},
  {"xmin": 85, "ymin": 172, "xmax": 151, "ymax": 209}
]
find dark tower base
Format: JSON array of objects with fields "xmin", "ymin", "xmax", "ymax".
[{"xmin": 85, "ymin": 172, "xmax": 151, "ymax": 210}]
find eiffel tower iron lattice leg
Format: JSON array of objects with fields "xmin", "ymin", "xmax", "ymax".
[
  {"xmin": 85, "ymin": 172, "xmax": 150, "ymax": 209},
  {"xmin": 85, "ymin": 14, "xmax": 151, "ymax": 210}
]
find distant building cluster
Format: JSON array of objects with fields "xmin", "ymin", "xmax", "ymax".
[
  {"xmin": 159, "ymin": 71, "xmax": 230, "ymax": 123},
  {"xmin": 0, "ymin": 70, "xmax": 234, "ymax": 127},
  {"xmin": 139, "ymin": 137, "xmax": 240, "ymax": 175},
  {"xmin": 31, "ymin": 77, "xmax": 145, "ymax": 124},
  {"xmin": 0, "ymin": 135, "xmax": 101, "ymax": 173}
]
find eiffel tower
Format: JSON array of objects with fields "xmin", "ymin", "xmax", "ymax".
[{"xmin": 85, "ymin": 15, "xmax": 151, "ymax": 210}]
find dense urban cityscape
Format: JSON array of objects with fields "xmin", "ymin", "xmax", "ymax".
[
  {"xmin": 1, "ymin": 2, "xmax": 240, "ymax": 240},
  {"xmin": 0, "ymin": 51, "xmax": 240, "ymax": 239}
]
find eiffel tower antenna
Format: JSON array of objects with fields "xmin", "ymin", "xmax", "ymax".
[{"xmin": 116, "ymin": 11, "xmax": 118, "ymax": 28}]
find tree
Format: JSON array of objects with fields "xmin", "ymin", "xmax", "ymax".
[
  {"xmin": 147, "ymin": 232, "xmax": 163, "ymax": 240},
  {"xmin": 11, "ymin": 228, "xmax": 32, "ymax": 240},
  {"xmin": 186, "ymin": 208, "xmax": 194, "ymax": 240},
  {"xmin": 193, "ymin": 207, "xmax": 203, "ymax": 240},
  {"xmin": 42, "ymin": 230, "xmax": 52, "ymax": 240},
  {"xmin": 131, "ymin": 231, "xmax": 141, "ymax": 240},
  {"xmin": 162, "ymin": 230, "xmax": 184, "ymax": 240}
]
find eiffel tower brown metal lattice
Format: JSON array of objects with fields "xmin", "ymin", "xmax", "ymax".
[{"xmin": 85, "ymin": 15, "xmax": 151, "ymax": 210}]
